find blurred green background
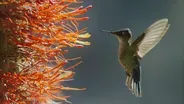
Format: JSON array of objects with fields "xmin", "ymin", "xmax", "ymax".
[{"xmin": 64, "ymin": 0, "xmax": 184, "ymax": 104}]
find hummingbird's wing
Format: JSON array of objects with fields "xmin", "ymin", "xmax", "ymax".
[{"xmin": 131, "ymin": 19, "xmax": 170, "ymax": 58}]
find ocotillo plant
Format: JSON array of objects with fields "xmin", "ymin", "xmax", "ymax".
[{"xmin": 0, "ymin": 0, "xmax": 91, "ymax": 103}]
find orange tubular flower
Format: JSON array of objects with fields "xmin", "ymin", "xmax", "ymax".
[{"xmin": 0, "ymin": 0, "xmax": 91, "ymax": 103}]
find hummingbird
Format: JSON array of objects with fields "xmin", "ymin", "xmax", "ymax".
[{"xmin": 102, "ymin": 19, "xmax": 170, "ymax": 97}]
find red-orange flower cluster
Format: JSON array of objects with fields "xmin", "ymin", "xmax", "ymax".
[
  {"xmin": 0, "ymin": 60, "xmax": 84, "ymax": 103},
  {"xmin": 0, "ymin": 0, "xmax": 91, "ymax": 103}
]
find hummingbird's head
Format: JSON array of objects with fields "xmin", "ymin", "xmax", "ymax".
[{"xmin": 102, "ymin": 28, "xmax": 132, "ymax": 42}]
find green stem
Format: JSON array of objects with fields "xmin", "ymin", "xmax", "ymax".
[
  {"xmin": 0, "ymin": 31, "xmax": 19, "ymax": 73},
  {"xmin": 0, "ymin": 31, "xmax": 9, "ymax": 72}
]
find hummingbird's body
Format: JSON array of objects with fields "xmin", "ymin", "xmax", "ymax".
[
  {"xmin": 116, "ymin": 29, "xmax": 142, "ymax": 97},
  {"xmin": 118, "ymin": 36, "xmax": 135, "ymax": 74},
  {"xmin": 102, "ymin": 19, "xmax": 170, "ymax": 97}
]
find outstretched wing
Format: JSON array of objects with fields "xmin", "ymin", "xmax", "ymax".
[{"xmin": 131, "ymin": 19, "xmax": 170, "ymax": 58}]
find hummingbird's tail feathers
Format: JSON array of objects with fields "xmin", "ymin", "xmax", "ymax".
[
  {"xmin": 125, "ymin": 65, "xmax": 142, "ymax": 97},
  {"xmin": 125, "ymin": 75, "xmax": 132, "ymax": 91},
  {"xmin": 125, "ymin": 75, "xmax": 129, "ymax": 86},
  {"xmin": 132, "ymin": 65, "xmax": 142, "ymax": 97}
]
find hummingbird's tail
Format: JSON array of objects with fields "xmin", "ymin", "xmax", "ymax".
[{"xmin": 125, "ymin": 65, "xmax": 142, "ymax": 97}]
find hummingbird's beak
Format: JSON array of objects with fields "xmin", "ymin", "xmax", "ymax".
[{"xmin": 101, "ymin": 30, "xmax": 112, "ymax": 34}]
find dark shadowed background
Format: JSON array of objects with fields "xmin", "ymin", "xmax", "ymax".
[{"xmin": 64, "ymin": 0, "xmax": 184, "ymax": 104}]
